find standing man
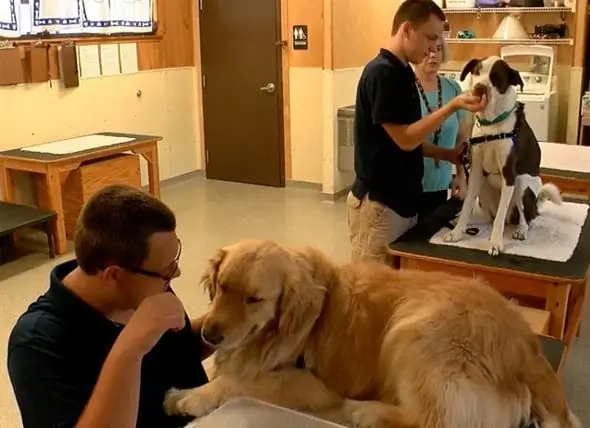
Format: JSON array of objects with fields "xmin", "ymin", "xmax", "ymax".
[
  {"xmin": 347, "ymin": 0, "xmax": 486, "ymax": 262},
  {"xmin": 8, "ymin": 185, "xmax": 212, "ymax": 428}
]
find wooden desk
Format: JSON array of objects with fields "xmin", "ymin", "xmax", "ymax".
[
  {"xmin": 0, "ymin": 132, "xmax": 162, "ymax": 255},
  {"xmin": 540, "ymin": 142, "xmax": 590, "ymax": 198},
  {"xmin": 387, "ymin": 199, "xmax": 588, "ymax": 341}
]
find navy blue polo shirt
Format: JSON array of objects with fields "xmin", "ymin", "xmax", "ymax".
[
  {"xmin": 351, "ymin": 48, "xmax": 423, "ymax": 218},
  {"xmin": 7, "ymin": 260, "xmax": 208, "ymax": 428}
]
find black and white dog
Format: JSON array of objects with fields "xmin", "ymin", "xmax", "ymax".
[{"xmin": 444, "ymin": 56, "xmax": 562, "ymax": 256}]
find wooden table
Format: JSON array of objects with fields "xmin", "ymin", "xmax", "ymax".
[
  {"xmin": 0, "ymin": 132, "xmax": 162, "ymax": 255},
  {"xmin": 540, "ymin": 142, "xmax": 590, "ymax": 198},
  {"xmin": 387, "ymin": 199, "xmax": 588, "ymax": 342}
]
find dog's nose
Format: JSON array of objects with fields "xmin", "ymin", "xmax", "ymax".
[
  {"xmin": 202, "ymin": 325, "xmax": 224, "ymax": 346},
  {"xmin": 472, "ymin": 83, "xmax": 488, "ymax": 98}
]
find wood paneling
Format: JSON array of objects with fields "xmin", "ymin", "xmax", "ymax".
[
  {"xmin": 2, "ymin": 0, "xmax": 195, "ymax": 84},
  {"xmin": 333, "ymin": 0, "xmax": 403, "ymax": 69},
  {"xmin": 138, "ymin": 0, "xmax": 196, "ymax": 70},
  {"xmin": 287, "ymin": 0, "xmax": 325, "ymax": 68}
]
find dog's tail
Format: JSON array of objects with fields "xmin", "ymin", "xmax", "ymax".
[
  {"xmin": 538, "ymin": 182, "xmax": 563, "ymax": 205},
  {"xmin": 524, "ymin": 350, "xmax": 580, "ymax": 428}
]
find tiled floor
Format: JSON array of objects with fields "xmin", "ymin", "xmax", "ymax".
[{"xmin": 0, "ymin": 177, "xmax": 588, "ymax": 427}]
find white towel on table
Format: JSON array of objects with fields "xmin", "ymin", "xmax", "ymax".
[{"xmin": 429, "ymin": 201, "xmax": 589, "ymax": 262}]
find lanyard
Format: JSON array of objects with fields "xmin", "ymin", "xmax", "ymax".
[{"xmin": 416, "ymin": 76, "xmax": 443, "ymax": 168}]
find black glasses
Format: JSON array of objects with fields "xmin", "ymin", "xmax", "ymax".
[{"xmin": 122, "ymin": 240, "xmax": 182, "ymax": 283}]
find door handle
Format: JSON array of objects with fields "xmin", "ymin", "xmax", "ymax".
[{"xmin": 259, "ymin": 83, "xmax": 276, "ymax": 94}]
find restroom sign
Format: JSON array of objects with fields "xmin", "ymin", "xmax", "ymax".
[{"xmin": 293, "ymin": 25, "xmax": 308, "ymax": 50}]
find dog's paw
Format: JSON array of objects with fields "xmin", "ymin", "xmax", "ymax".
[
  {"xmin": 487, "ymin": 239, "xmax": 503, "ymax": 256},
  {"xmin": 444, "ymin": 227, "xmax": 464, "ymax": 243},
  {"xmin": 163, "ymin": 387, "xmax": 218, "ymax": 418},
  {"xmin": 163, "ymin": 388, "xmax": 186, "ymax": 415},
  {"xmin": 343, "ymin": 400, "xmax": 386, "ymax": 428},
  {"xmin": 512, "ymin": 225, "xmax": 528, "ymax": 241}
]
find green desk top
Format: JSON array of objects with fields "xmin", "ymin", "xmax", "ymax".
[
  {"xmin": 0, "ymin": 132, "xmax": 161, "ymax": 163},
  {"xmin": 389, "ymin": 199, "xmax": 590, "ymax": 281},
  {"xmin": 0, "ymin": 201, "xmax": 56, "ymax": 236}
]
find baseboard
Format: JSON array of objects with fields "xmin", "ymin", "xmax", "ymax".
[
  {"xmin": 286, "ymin": 180, "xmax": 322, "ymax": 191},
  {"xmin": 142, "ymin": 169, "xmax": 205, "ymax": 192},
  {"xmin": 322, "ymin": 186, "xmax": 350, "ymax": 202},
  {"xmin": 147, "ymin": 172, "xmax": 351, "ymax": 203}
]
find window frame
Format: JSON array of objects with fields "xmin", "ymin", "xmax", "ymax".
[{"xmin": 0, "ymin": 0, "xmax": 161, "ymax": 43}]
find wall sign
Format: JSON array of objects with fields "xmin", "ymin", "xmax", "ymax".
[{"xmin": 292, "ymin": 25, "xmax": 308, "ymax": 50}]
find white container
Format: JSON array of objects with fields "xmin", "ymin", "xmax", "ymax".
[{"xmin": 445, "ymin": 0, "xmax": 476, "ymax": 8}]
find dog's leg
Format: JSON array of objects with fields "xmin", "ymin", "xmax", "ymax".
[
  {"xmin": 444, "ymin": 148, "xmax": 484, "ymax": 243},
  {"xmin": 488, "ymin": 180, "xmax": 515, "ymax": 255},
  {"xmin": 512, "ymin": 192, "xmax": 528, "ymax": 241},
  {"xmin": 164, "ymin": 368, "xmax": 342, "ymax": 419}
]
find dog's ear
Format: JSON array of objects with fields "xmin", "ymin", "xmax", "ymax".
[
  {"xmin": 460, "ymin": 58, "xmax": 483, "ymax": 82},
  {"xmin": 200, "ymin": 248, "xmax": 226, "ymax": 301},
  {"xmin": 507, "ymin": 66, "xmax": 524, "ymax": 92},
  {"xmin": 489, "ymin": 60, "xmax": 524, "ymax": 94},
  {"xmin": 276, "ymin": 249, "xmax": 327, "ymax": 337}
]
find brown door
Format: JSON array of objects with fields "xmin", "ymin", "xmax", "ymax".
[{"xmin": 199, "ymin": 0, "xmax": 285, "ymax": 187}]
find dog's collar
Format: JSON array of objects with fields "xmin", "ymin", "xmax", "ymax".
[
  {"xmin": 469, "ymin": 131, "xmax": 515, "ymax": 146},
  {"xmin": 475, "ymin": 103, "xmax": 517, "ymax": 127}
]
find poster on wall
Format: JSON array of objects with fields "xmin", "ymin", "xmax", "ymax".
[{"xmin": 292, "ymin": 25, "xmax": 308, "ymax": 50}]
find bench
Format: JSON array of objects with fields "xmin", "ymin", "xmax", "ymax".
[{"xmin": 0, "ymin": 201, "xmax": 57, "ymax": 261}]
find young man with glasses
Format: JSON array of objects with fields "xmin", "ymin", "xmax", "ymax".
[{"xmin": 7, "ymin": 185, "xmax": 210, "ymax": 428}]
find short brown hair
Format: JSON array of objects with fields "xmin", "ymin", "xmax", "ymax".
[
  {"xmin": 391, "ymin": 0, "xmax": 446, "ymax": 34},
  {"xmin": 75, "ymin": 184, "xmax": 176, "ymax": 274}
]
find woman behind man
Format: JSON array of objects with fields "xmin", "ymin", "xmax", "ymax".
[{"xmin": 414, "ymin": 39, "xmax": 469, "ymax": 219}]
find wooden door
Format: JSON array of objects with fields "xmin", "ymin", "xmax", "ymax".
[{"xmin": 199, "ymin": 0, "xmax": 285, "ymax": 187}]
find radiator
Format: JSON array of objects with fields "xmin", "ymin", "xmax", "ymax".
[{"xmin": 337, "ymin": 105, "xmax": 355, "ymax": 172}]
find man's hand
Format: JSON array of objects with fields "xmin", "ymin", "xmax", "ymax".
[
  {"xmin": 116, "ymin": 293, "xmax": 187, "ymax": 358},
  {"xmin": 451, "ymin": 92, "xmax": 487, "ymax": 113},
  {"xmin": 445, "ymin": 141, "xmax": 467, "ymax": 165}
]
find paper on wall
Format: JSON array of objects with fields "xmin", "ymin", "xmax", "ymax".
[
  {"xmin": 100, "ymin": 44, "xmax": 121, "ymax": 76},
  {"xmin": 21, "ymin": 135, "xmax": 135, "ymax": 155},
  {"xmin": 119, "ymin": 43, "xmax": 139, "ymax": 74},
  {"xmin": 77, "ymin": 45, "xmax": 101, "ymax": 79}
]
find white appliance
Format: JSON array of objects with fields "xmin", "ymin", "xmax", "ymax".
[
  {"xmin": 501, "ymin": 45, "xmax": 558, "ymax": 142},
  {"xmin": 439, "ymin": 69, "xmax": 469, "ymax": 91}
]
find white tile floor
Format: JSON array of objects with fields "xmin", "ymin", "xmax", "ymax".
[{"xmin": 1, "ymin": 176, "xmax": 589, "ymax": 427}]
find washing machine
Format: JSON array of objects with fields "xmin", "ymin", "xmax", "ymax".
[
  {"xmin": 439, "ymin": 69, "xmax": 469, "ymax": 91},
  {"xmin": 501, "ymin": 45, "xmax": 559, "ymax": 142}
]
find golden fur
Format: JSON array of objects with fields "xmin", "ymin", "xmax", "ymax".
[{"xmin": 164, "ymin": 239, "xmax": 579, "ymax": 428}]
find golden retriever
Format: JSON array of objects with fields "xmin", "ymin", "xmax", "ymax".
[{"xmin": 163, "ymin": 239, "xmax": 579, "ymax": 428}]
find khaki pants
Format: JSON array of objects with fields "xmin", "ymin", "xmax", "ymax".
[{"xmin": 347, "ymin": 191, "xmax": 417, "ymax": 263}]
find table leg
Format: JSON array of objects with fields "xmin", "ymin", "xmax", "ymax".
[
  {"xmin": 42, "ymin": 220, "xmax": 56, "ymax": 258},
  {"xmin": 0, "ymin": 166, "xmax": 16, "ymax": 202},
  {"xmin": 134, "ymin": 143, "xmax": 160, "ymax": 198},
  {"xmin": 45, "ymin": 168, "xmax": 67, "ymax": 255},
  {"xmin": 1, "ymin": 166, "xmax": 19, "ymax": 246},
  {"xmin": 546, "ymin": 283, "xmax": 571, "ymax": 339}
]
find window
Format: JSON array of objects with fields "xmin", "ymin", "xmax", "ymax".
[{"xmin": 0, "ymin": 0, "xmax": 155, "ymax": 39}]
